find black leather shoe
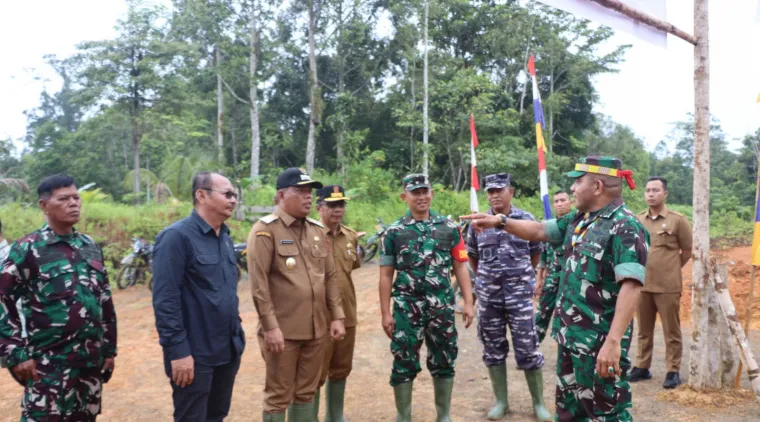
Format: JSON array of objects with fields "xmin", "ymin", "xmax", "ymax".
[
  {"xmin": 663, "ymin": 372, "xmax": 681, "ymax": 389},
  {"xmin": 628, "ymin": 367, "xmax": 652, "ymax": 382}
]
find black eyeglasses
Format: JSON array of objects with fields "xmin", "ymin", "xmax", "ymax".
[{"xmin": 203, "ymin": 188, "xmax": 238, "ymax": 200}]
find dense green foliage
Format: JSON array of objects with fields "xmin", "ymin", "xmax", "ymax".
[{"xmin": 1, "ymin": 0, "xmax": 759, "ymax": 246}]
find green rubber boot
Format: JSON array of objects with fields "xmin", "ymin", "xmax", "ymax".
[
  {"xmin": 263, "ymin": 411, "xmax": 286, "ymax": 422},
  {"xmin": 486, "ymin": 364, "xmax": 509, "ymax": 420},
  {"xmin": 432, "ymin": 377, "xmax": 454, "ymax": 422},
  {"xmin": 288, "ymin": 401, "xmax": 315, "ymax": 422},
  {"xmin": 524, "ymin": 369, "xmax": 552, "ymax": 422},
  {"xmin": 393, "ymin": 381, "xmax": 413, "ymax": 422},
  {"xmin": 325, "ymin": 379, "xmax": 347, "ymax": 422}
]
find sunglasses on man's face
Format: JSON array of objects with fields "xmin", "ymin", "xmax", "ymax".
[{"xmin": 203, "ymin": 188, "xmax": 238, "ymax": 200}]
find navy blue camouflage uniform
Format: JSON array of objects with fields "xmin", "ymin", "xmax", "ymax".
[{"xmin": 468, "ymin": 175, "xmax": 544, "ymax": 370}]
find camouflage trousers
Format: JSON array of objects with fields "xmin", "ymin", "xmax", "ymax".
[
  {"xmin": 476, "ymin": 278, "xmax": 543, "ymax": 370},
  {"xmin": 22, "ymin": 362, "xmax": 102, "ymax": 422},
  {"xmin": 535, "ymin": 275, "xmax": 559, "ymax": 344},
  {"xmin": 555, "ymin": 345, "xmax": 632, "ymax": 422},
  {"xmin": 389, "ymin": 296, "xmax": 457, "ymax": 386}
]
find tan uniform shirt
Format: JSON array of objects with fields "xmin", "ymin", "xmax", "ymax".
[
  {"xmin": 325, "ymin": 224, "xmax": 361, "ymax": 328},
  {"xmin": 637, "ymin": 207, "xmax": 692, "ymax": 293},
  {"xmin": 248, "ymin": 208, "xmax": 345, "ymax": 340}
]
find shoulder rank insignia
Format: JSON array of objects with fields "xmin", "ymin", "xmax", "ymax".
[
  {"xmin": 306, "ymin": 217, "xmax": 324, "ymax": 228},
  {"xmin": 260, "ymin": 214, "xmax": 279, "ymax": 224}
]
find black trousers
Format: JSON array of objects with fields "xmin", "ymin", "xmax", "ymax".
[{"xmin": 169, "ymin": 357, "xmax": 241, "ymax": 422}]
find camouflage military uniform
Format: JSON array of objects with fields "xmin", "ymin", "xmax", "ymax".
[
  {"xmin": 535, "ymin": 210, "xmax": 577, "ymax": 343},
  {"xmin": 544, "ymin": 164, "xmax": 648, "ymax": 422},
  {"xmin": 380, "ymin": 210, "xmax": 467, "ymax": 386},
  {"xmin": 468, "ymin": 207, "xmax": 543, "ymax": 369},
  {"xmin": 0, "ymin": 224, "xmax": 117, "ymax": 421}
]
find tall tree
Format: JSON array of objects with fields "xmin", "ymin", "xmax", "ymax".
[{"xmin": 305, "ymin": 0, "xmax": 322, "ymax": 172}]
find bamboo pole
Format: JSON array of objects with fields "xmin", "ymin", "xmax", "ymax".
[
  {"xmin": 590, "ymin": 0, "xmax": 697, "ymax": 44},
  {"xmin": 735, "ymin": 266, "xmax": 757, "ymax": 388},
  {"xmin": 711, "ymin": 263, "xmax": 760, "ymax": 403}
]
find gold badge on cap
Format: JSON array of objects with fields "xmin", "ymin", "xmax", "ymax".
[{"xmin": 285, "ymin": 257, "xmax": 296, "ymax": 270}]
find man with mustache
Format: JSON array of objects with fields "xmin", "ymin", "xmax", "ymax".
[
  {"xmin": 248, "ymin": 168, "xmax": 346, "ymax": 422},
  {"xmin": 466, "ymin": 173, "xmax": 550, "ymax": 421},
  {"xmin": 313, "ymin": 184, "xmax": 361, "ymax": 421},
  {"xmin": 379, "ymin": 173, "xmax": 474, "ymax": 422},
  {"xmin": 153, "ymin": 171, "xmax": 245, "ymax": 422},
  {"xmin": 462, "ymin": 157, "xmax": 649, "ymax": 421},
  {"xmin": 0, "ymin": 174, "xmax": 117, "ymax": 421}
]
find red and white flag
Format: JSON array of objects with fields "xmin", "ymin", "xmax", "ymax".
[{"xmin": 469, "ymin": 114, "xmax": 479, "ymax": 212}]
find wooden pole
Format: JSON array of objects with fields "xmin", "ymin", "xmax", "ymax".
[
  {"xmin": 711, "ymin": 263, "xmax": 760, "ymax": 403},
  {"xmin": 689, "ymin": 0, "xmax": 716, "ymax": 389},
  {"xmin": 590, "ymin": 0, "xmax": 697, "ymax": 45},
  {"xmin": 736, "ymin": 265, "xmax": 758, "ymax": 388}
]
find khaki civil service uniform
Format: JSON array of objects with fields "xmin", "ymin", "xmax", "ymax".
[
  {"xmin": 319, "ymin": 224, "xmax": 361, "ymax": 386},
  {"xmin": 248, "ymin": 208, "xmax": 345, "ymax": 413},
  {"xmin": 636, "ymin": 207, "xmax": 692, "ymax": 372}
]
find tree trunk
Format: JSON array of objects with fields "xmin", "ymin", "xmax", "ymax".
[
  {"xmin": 548, "ymin": 63, "xmax": 555, "ymax": 153},
  {"xmin": 336, "ymin": 0, "xmax": 346, "ymax": 177},
  {"xmin": 216, "ymin": 44, "xmax": 225, "ymax": 165},
  {"xmin": 422, "ymin": 0, "xmax": 429, "ymax": 176},
  {"xmin": 249, "ymin": 0, "xmax": 261, "ymax": 178},
  {"xmin": 306, "ymin": 0, "xmax": 320, "ymax": 173},
  {"xmin": 409, "ymin": 54, "xmax": 416, "ymax": 171},
  {"xmin": 231, "ymin": 98, "xmax": 238, "ymax": 167},
  {"xmin": 689, "ymin": 0, "xmax": 715, "ymax": 389}
]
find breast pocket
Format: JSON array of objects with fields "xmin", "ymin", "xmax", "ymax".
[
  {"xmin": 508, "ymin": 235, "xmax": 530, "ymax": 260},
  {"xmin": 654, "ymin": 230, "xmax": 679, "ymax": 249},
  {"xmin": 193, "ymin": 254, "xmax": 220, "ymax": 290},
  {"xmin": 36, "ymin": 253, "xmax": 77, "ymax": 301},
  {"xmin": 277, "ymin": 243, "xmax": 299, "ymax": 272},
  {"xmin": 478, "ymin": 237, "xmax": 500, "ymax": 263},
  {"xmin": 575, "ymin": 241, "xmax": 607, "ymax": 283}
]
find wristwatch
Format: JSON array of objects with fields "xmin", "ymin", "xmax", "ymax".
[{"xmin": 496, "ymin": 214, "xmax": 507, "ymax": 230}]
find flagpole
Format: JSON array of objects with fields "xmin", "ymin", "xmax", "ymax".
[
  {"xmin": 528, "ymin": 54, "xmax": 552, "ymax": 220},
  {"xmin": 469, "ymin": 115, "xmax": 480, "ymax": 213},
  {"xmin": 735, "ymin": 156, "xmax": 760, "ymax": 388}
]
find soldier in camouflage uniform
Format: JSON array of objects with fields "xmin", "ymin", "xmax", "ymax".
[
  {"xmin": 467, "ymin": 173, "xmax": 550, "ymax": 421},
  {"xmin": 462, "ymin": 157, "xmax": 648, "ymax": 422},
  {"xmin": 379, "ymin": 174, "xmax": 474, "ymax": 422},
  {"xmin": 535, "ymin": 191, "xmax": 575, "ymax": 344},
  {"xmin": 0, "ymin": 174, "xmax": 118, "ymax": 422}
]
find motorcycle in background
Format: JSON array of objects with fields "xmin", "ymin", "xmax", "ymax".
[
  {"xmin": 116, "ymin": 237, "xmax": 154, "ymax": 291},
  {"xmin": 362, "ymin": 217, "xmax": 388, "ymax": 263}
]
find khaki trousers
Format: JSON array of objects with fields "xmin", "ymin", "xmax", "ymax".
[
  {"xmin": 635, "ymin": 292, "xmax": 682, "ymax": 372},
  {"xmin": 318, "ymin": 326, "xmax": 356, "ymax": 386},
  {"xmin": 258, "ymin": 334, "xmax": 326, "ymax": 413}
]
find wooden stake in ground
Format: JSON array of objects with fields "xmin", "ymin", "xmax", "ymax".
[
  {"xmin": 711, "ymin": 263, "xmax": 760, "ymax": 403},
  {"xmin": 736, "ymin": 265, "xmax": 757, "ymax": 388}
]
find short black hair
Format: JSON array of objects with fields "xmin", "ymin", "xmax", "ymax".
[
  {"xmin": 647, "ymin": 176, "xmax": 668, "ymax": 191},
  {"xmin": 37, "ymin": 174, "xmax": 76, "ymax": 199},
  {"xmin": 553, "ymin": 190, "xmax": 569, "ymax": 197},
  {"xmin": 191, "ymin": 171, "xmax": 223, "ymax": 205},
  {"xmin": 0, "ymin": 218, "xmax": 3, "ymax": 234}
]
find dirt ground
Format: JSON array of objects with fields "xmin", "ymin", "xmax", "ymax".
[{"xmin": 1, "ymin": 248, "xmax": 759, "ymax": 421}]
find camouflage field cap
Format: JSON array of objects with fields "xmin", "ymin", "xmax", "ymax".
[
  {"xmin": 484, "ymin": 173, "xmax": 511, "ymax": 190},
  {"xmin": 566, "ymin": 156, "xmax": 636, "ymax": 189},
  {"xmin": 316, "ymin": 185, "xmax": 351, "ymax": 202},
  {"xmin": 402, "ymin": 173, "xmax": 431, "ymax": 191}
]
